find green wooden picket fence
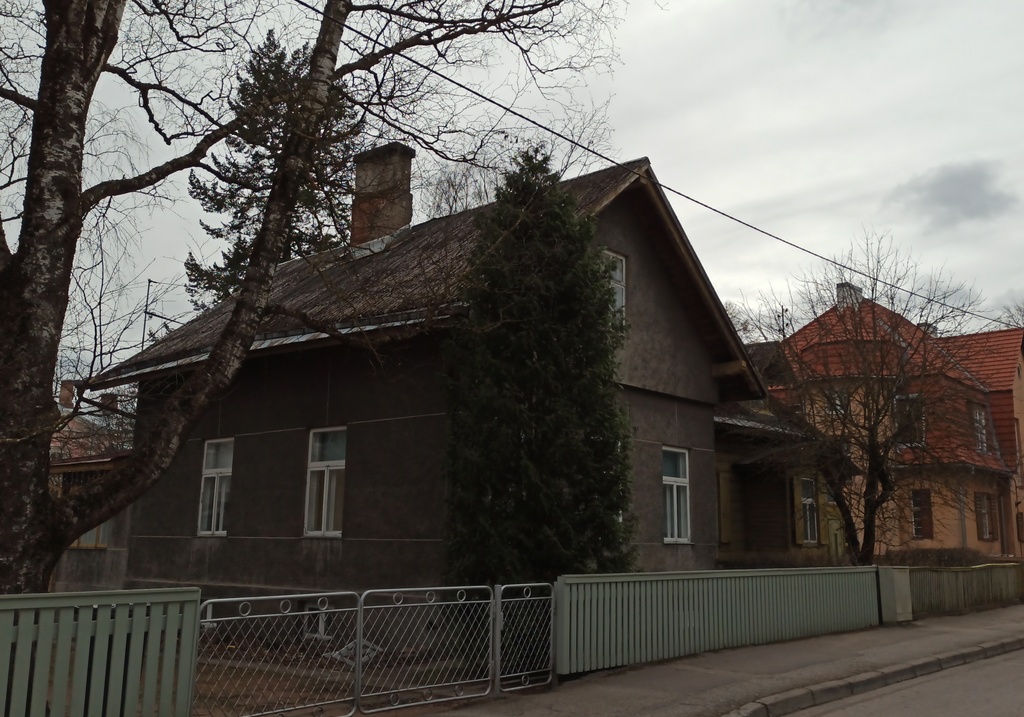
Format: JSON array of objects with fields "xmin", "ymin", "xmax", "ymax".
[
  {"xmin": 908, "ymin": 564, "xmax": 1024, "ymax": 617},
  {"xmin": 0, "ymin": 587, "xmax": 200, "ymax": 717},
  {"xmin": 554, "ymin": 567, "xmax": 879, "ymax": 675}
]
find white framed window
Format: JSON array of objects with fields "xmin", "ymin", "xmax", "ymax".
[
  {"xmin": 662, "ymin": 448, "xmax": 690, "ymax": 543},
  {"xmin": 972, "ymin": 404, "xmax": 987, "ymax": 453},
  {"xmin": 605, "ymin": 251, "xmax": 626, "ymax": 313},
  {"xmin": 306, "ymin": 428, "xmax": 346, "ymax": 536},
  {"xmin": 199, "ymin": 439, "xmax": 232, "ymax": 536},
  {"xmin": 801, "ymin": 477, "xmax": 819, "ymax": 544}
]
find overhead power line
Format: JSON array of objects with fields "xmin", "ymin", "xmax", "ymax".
[{"xmin": 288, "ymin": 0, "xmax": 1014, "ymax": 329}]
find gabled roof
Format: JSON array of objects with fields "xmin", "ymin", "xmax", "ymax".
[
  {"xmin": 784, "ymin": 297, "xmax": 981, "ymax": 388},
  {"xmin": 96, "ymin": 158, "xmax": 762, "ymax": 400},
  {"xmin": 938, "ymin": 328, "xmax": 1024, "ymax": 392}
]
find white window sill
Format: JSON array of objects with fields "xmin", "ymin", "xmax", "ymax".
[
  {"xmin": 304, "ymin": 532, "xmax": 344, "ymax": 538},
  {"xmin": 197, "ymin": 532, "xmax": 227, "ymax": 537},
  {"xmin": 663, "ymin": 538, "xmax": 692, "ymax": 545}
]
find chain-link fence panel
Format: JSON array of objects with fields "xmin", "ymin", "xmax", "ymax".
[
  {"xmin": 357, "ymin": 586, "xmax": 493, "ymax": 712},
  {"xmin": 193, "ymin": 592, "xmax": 359, "ymax": 717}
]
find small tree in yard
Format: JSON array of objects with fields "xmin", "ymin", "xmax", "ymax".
[{"xmin": 445, "ymin": 149, "xmax": 634, "ymax": 585}]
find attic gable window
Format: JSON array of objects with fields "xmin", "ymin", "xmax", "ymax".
[
  {"xmin": 894, "ymin": 394, "xmax": 925, "ymax": 446},
  {"xmin": 306, "ymin": 428, "xmax": 346, "ymax": 537},
  {"xmin": 605, "ymin": 251, "xmax": 626, "ymax": 313},
  {"xmin": 972, "ymin": 404, "xmax": 988, "ymax": 453}
]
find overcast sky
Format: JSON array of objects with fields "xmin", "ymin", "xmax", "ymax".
[
  {"xmin": 140, "ymin": 0, "xmax": 1024, "ymax": 327},
  {"xmin": 599, "ymin": 0, "xmax": 1024, "ymax": 315}
]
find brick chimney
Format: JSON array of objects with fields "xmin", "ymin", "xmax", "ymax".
[
  {"xmin": 350, "ymin": 142, "xmax": 416, "ymax": 246},
  {"xmin": 836, "ymin": 282, "xmax": 863, "ymax": 309}
]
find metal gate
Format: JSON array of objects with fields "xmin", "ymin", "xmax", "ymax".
[
  {"xmin": 193, "ymin": 583, "xmax": 552, "ymax": 716},
  {"xmin": 497, "ymin": 583, "xmax": 553, "ymax": 692}
]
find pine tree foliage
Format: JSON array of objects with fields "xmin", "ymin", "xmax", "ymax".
[
  {"xmin": 184, "ymin": 32, "xmax": 360, "ymax": 310},
  {"xmin": 445, "ymin": 149, "xmax": 635, "ymax": 585}
]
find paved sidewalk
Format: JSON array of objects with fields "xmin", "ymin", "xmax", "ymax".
[{"xmin": 432, "ymin": 604, "xmax": 1024, "ymax": 717}]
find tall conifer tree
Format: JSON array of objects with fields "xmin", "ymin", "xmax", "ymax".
[
  {"xmin": 184, "ymin": 32, "xmax": 360, "ymax": 309},
  {"xmin": 446, "ymin": 149, "xmax": 634, "ymax": 585}
]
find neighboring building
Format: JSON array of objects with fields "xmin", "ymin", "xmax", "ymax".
[
  {"xmin": 50, "ymin": 451, "xmax": 133, "ymax": 592},
  {"xmin": 746, "ymin": 284, "xmax": 1013, "ymax": 560},
  {"xmin": 92, "ymin": 145, "xmax": 762, "ymax": 597},
  {"xmin": 50, "ymin": 381, "xmax": 130, "ymax": 460},
  {"xmin": 715, "ymin": 400, "xmax": 845, "ymax": 567},
  {"xmin": 938, "ymin": 328, "xmax": 1024, "ymax": 556}
]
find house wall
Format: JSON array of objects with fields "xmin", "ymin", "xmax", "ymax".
[
  {"xmin": 117, "ymin": 192, "xmax": 730, "ymax": 596},
  {"xmin": 890, "ymin": 472, "xmax": 1008, "ymax": 556},
  {"xmin": 597, "ymin": 195, "xmax": 717, "ymax": 405},
  {"xmin": 597, "ymin": 193, "xmax": 723, "ymax": 571},
  {"xmin": 627, "ymin": 389, "xmax": 716, "ymax": 570},
  {"xmin": 716, "ymin": 454, "xmax": 746, "ymax": 552},
  {"xmin": 51, "ymin": 508, "xmax": 131, "ymax": 592},
  {"xmin": 126, "ymin": 338, "xmax": 450, "ymax": 597}
]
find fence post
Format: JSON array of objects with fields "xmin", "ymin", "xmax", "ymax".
[
  {"xmin": 553, "ymin": 577, "xmax": 569, "ymax": 676},
  {"xmin": 492, "ymin": 585, "xmax": 502, "ymax": 695},
  {"xmin": 876, "ymin": 566, "xmax": 913, "ymax": 624},
  {"xmin": 355, "ymin": 592, "xmax": 364, "ymax": 712}
]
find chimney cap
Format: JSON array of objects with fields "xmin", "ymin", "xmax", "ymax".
[{"xmin": 354, "ymin": 141, "xmax": 416, "ymax": 164}]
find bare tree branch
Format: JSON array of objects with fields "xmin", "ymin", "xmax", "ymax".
[{"xmin": 0, "ymin": 86, "xmax": 36, "ymax": 111}]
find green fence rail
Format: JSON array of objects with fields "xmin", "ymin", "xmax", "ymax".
[
  {"xmin": 554, "ymin": 567, "xmax": 879, "ymax": 675},
  {"xmin": 907, "ymin": 564, "xmax": 1024, "ymax": 618},
  {"xmin": 0, "ymin": 587, "xmax": 201, "ymax": 717}
]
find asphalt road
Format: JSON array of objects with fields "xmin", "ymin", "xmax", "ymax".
[{"xmin": 794, "ymin": 649, "xmax": 1024, "ymax": 717}]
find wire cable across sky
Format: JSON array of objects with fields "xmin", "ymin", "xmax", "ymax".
[{"xmin": 290, "ymin": 0, "xmax": 1015, "ymax": 328}]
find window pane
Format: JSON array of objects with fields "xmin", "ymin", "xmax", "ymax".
[
  {"xmin": 608, "ymin": 254, "xmax": 624, "ymax": 282},
  {"xmin": 325, "ymin": 468, "xmax": 345, "ymax": 532},
  {"xmin": 801, "ymin": 478, "xmax": 815, "ymax": 501},
  {"xmin": 199, "ymin": 475, "xmax": 216, "ymax": 533},
  {"xmin": 204, "ymin": 440, "xmax": 233, "ymax": 470},
  {"xmin": 664, "ymin": 483, "xmax": 675, "ymax": 538},
  {"xmin": 676, "ymin": 485, "xmax": 689, "ymax": 540},
  {"xmin": 77, "ymin": 526, "xmax": 98, "ymax": 548},
  {"xmin": 311, "ymin": 430, "xmax": 346, "ymax": 463},
  {"xmin": 662, "ymin": 451, "xmax": 681, "ymax": 479},
  {"xmin": 306, "ymin": 470, "xmax": 325, "ymax": 532},
  {"xmin": 216, "ymin": 475, "xmax": 231, "ymax": 533},
  {"xmin": 97, "ymin": 519, "xmax": 111, "ymax": 546}
]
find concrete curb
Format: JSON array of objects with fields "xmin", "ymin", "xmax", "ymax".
[{"xmin": 720, "ymin": 636, "xmax": 1024, "ymax": 717}]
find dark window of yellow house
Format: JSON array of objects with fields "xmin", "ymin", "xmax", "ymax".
[
  {"xmin": 894, "ymin": 394, "xmax": 925, "ymax": 445},
  {"xmin": 911, "ymin": 489, "xmax": 933, "ymax": 540},
  {"xmin": 975, "ymin": 492, "xmax": 998, "ymax": 541}
]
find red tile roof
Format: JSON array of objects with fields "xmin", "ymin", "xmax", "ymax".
[{"xmin": 938, "ymin": 328, "xmax": 1024, "ymax": 392}]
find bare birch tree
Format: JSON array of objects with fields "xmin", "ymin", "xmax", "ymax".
[{"xmin": 0, "ymin": 0, "xmax": 618, "ymax": 593}]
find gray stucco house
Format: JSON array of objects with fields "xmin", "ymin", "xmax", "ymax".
[{"xmin": 85, "ymin": 145, "xmax": 762, "ymax": 598}]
